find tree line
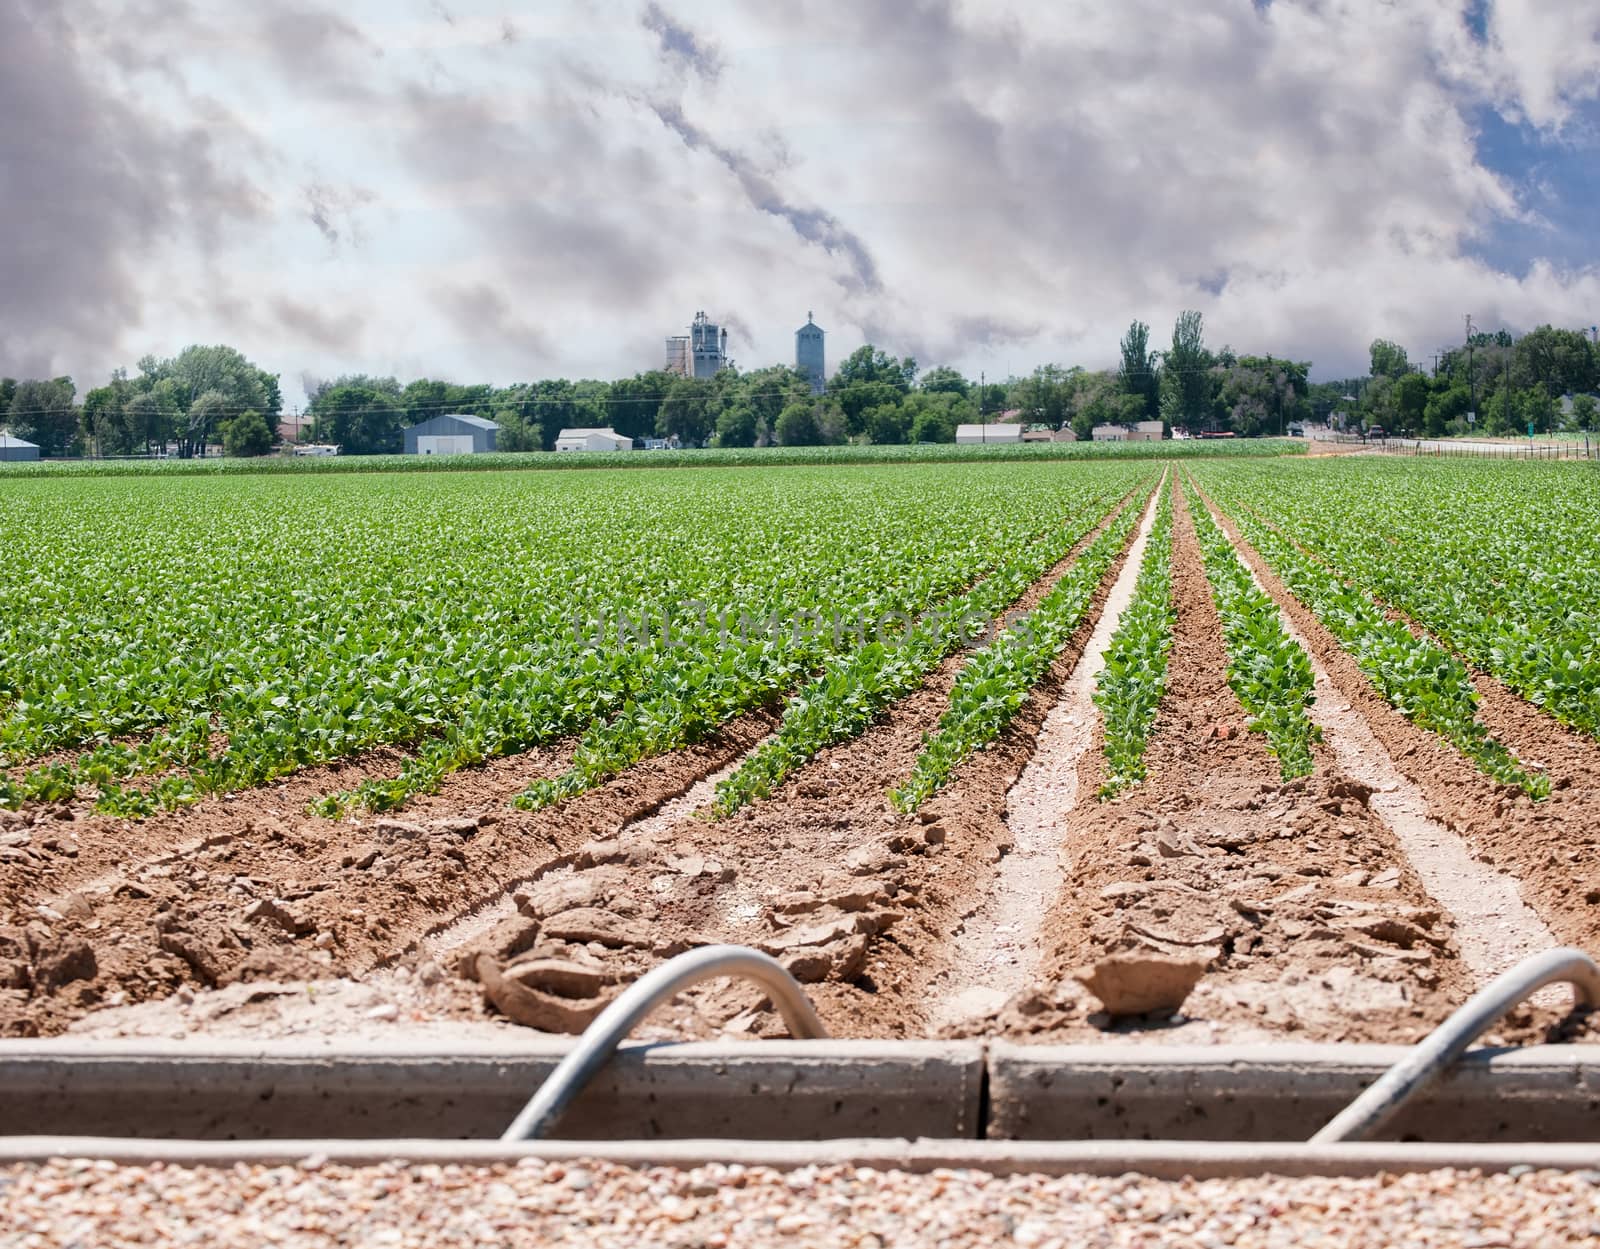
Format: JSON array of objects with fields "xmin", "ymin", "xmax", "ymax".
[{"xmin": 4, "ymin": 315, "xmax": 1596, "ymax": 458}]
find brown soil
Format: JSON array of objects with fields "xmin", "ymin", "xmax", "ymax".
[
  {"xmin": 1018, "ymin": 479, "xmax": 1475, "ymax": 1043},
  {"xmin": 1194, "ymin": 479, "xmax": 1600, "ymax": 964},
  {"xmin": 0, "ymin": 716, "xmax": 774, "ymax": 1037}
]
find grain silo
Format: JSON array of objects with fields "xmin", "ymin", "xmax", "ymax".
[{"xmin": 796, "ymin": 313, "xmax": 825, "ymax": 394}]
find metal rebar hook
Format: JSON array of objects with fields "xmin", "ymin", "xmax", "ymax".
[
  {"xmin": 502, "ymin": 945, "xmax": 827, "ymax": 1141},
  {"xmin": 1313, "ymin": 947, "xmax": 1600, "ymax": 1143}
]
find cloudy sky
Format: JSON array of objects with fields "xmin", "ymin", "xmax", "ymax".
[{"xmin": 5, "ymin": 0, "xmax": 1600, "ymax": 409}]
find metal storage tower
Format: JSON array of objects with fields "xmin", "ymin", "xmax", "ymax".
[
  {"xmin": 689, "ymin": 311, "xmax": 728, "ymax": 379},
  {"xmin": 796, "ymin": 312, "xmax": 825, "ymax": 394}
]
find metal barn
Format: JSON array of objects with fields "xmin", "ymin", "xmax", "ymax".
[
  {"xmin": 402, "ymin": 414, "xmax": 499, "ymax": 456},
  {"xmin": 0, "ymin": 434, "xmax": 40, "ymax": 462}
]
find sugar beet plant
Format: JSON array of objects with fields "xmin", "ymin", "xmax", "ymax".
[
  {"xmin": 1193, "ymin": 469, "xmax": 1548, "ymax": 798},
  {"xmin": 887, "ymin": 479, "xmax": 1155, "ymax": 812},
  {"xmin": 1185, "ymin": 476, "xmax": 1317, "ymax": 780},
  {"xmin": 1091, "ymin": 479, "xmax": 1174, "ymax": 797}
]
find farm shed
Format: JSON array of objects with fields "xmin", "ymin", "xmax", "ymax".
[
  {"xmin": 1091, "ymin": 424, "xmax": 1128, "ymax": 441},
  {"xmin": 955, "ymin": 423, "xmax": 1023, "ymax": 445},
  {"xmin": 555, "ymin": 428, "xmax": 633, "ymax": 453},
  {"xmin": 0, "ymin": 433, "xmax": 40, "ymax": 462},
  {"xmin": 403, "ymin": 414, "xmax": 499, "ymax": 456},
  {"xmin": 1129, "ymin": 420, "xmax": 1165, "ymax": 442},
  {"xmin": 1053, "ymin": 427, "xmax": 1078, "ymax": 442}
]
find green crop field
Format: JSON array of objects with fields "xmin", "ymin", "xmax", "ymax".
[
  {"xmin": 2, "ymin": 455, "xmax": 1594, "ymax": 818},
  {"xmin": 0, "ymin": 461, "xmax": 1146, "ymax": 815}
]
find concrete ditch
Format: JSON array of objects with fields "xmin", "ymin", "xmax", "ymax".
[{"xmin": 5, "ymin": 1038, "xmax": 1599, "ymax": 1145}]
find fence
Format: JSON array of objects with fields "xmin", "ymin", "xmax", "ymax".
[{"xmin": 1368, "ymin": 437, "xmax": 1597, "ymax": 462}]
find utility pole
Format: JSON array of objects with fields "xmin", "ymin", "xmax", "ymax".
[{"xmin": 1465, "ymin": 314, "xmax": 1477, "ymax": 427}]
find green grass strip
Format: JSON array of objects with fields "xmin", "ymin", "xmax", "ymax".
[
  {"xmin": 1093, "ymin": 480, "xmax": 1175, "ymax": 797},
  {"xmin": 888, "ymin": 484, "xmax": 1153, "ymax": 812},
  {"xmin": 1185, "ymin": 478, "xmax": 1318, "ymax": 781}
]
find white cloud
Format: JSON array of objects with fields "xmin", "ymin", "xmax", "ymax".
[{"xmin": 6, "ymin": 0, "xmax": 1600, "ymax": 404}]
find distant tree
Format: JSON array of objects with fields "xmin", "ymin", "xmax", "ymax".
[
  {"xmin": 775, "ymin": 400, "xmax": 823, "ymax": 446},
  {"xmin": 918, "ymin": 366, "xmax": 970, "ymax": 397},
  {"xmin": 607, "ymin": 372, "xmax": 673, "ymax": 442},
  {"xmin": 1070, "ymin": 371, "xmax": 1144, "ymax": 439},
  {"xmin": 828, "ymin": 345, "xmax": 916, "ymax": 431},
  {"xmin": 715, "ymin": 402, "xmax": 759, "ymax": 448},
  {"xmin": 0, "ymin": 379, "xmax": 15, "ymax": 413},
  {"xmin": 657, "ymin": 376, "xmax": 717, "ymax": 446},
  {"xmin": 1369, "ymin": 339, "xmax": 1412, "ymax": 380},
  {"xmin": 179, "ymin": 389, "xmax": 230, "ymax": 457},
  {"xmin": 1165, "ymin": 311, "xmax": 1213, "ymax": 431},
  {"xmin": 904, "ymin": 391, "xmax": 968, "ymax": 443},
  {"xmin": 1570, "ymin": 393, "xmax": 1599, "ymax": 430},
  {"xmin": 81, "ymin": 374, "xmax": 135, "ymax": 455},
  {"xmin": 1513, "ymin": 326, "xmax": 1598, "ymax": 399},
  {"xmin": 309, "ymin": 383, "xmax": 405, "ymax": 454},
  {"xmin": 122, "ymin": 393, "xmax": 173, "ymax": 454},
  {"xmin": 8, "ymin": 378, "xmax": 79, "ymax": 456},
  {"xmin": 863, "ymin": 402, "xmax": 910, "ymax": 444},
  {"xmin": 1518, "ymin": 383, "xmax": 1557, "ymax": 435},
  {"xmin": 223, "ymin": 409, "xmax": 275, "ymax": 457},
  {"xmin": 1390, "ymin": 371, "xmax": 1430, "ymax": 437},
  {"xmin": 1010, "ymin": 364, "xmax": 1077, "ymax": 427},
  {"xmin": 494, "ymin": 409, "xmax": 543, "ymax": 451},
  {"xmin": 1422, "ymin": 383, "xmax": 1471, "ymax": 437},
  {"xmin": 1118, "ymin": 320, "xmax": 1160, "ymax": 420}
]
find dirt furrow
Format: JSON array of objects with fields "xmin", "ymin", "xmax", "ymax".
[
  {"xmin": 1196, "ymin": 479, "xmax": 1600, "ymax": 1028},
  {"xmin": 1022, "ymin": 478, "xmax": 1472, "ymax": 1045},
  {"xmin": 927, "ymin": 478, "xmax": 1164, "ymax": 1031}
]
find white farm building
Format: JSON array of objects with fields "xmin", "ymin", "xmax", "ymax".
[
  {"xmin": 955, "ymin": 423, "xmax": 1023, "ymax": 445},
  {"xmin": 555, "ymin": 428, "xmax": 633, "ymax": 453}
]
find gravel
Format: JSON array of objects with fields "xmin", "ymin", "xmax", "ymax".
[{"xmin": 5, "ymin": 1160, "xmax": 1600, "ymax": 1247}]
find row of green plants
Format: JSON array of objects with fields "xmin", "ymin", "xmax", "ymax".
[
  {"xmin": 1197, "ymin": 458, "xmax": 1600, "ymax": 744},
  {"xmin": 0, "ymin": 438, "xmax": 1306, "ymax": 480},
  {"xmin": 1184, "ymin": 475, "xmax": 1318, "ymax": 780},
  {"xmin": 1090, "ymin": 479, "xmax": 1175, "ymax": 797},
  {"xmin": 887, "ymin": 481, "xmax": 1155, "ymax": 811},
  {"xmin": 1193, "ymin": 468, "xmax": 1549, "ymax": 797},
  {"xmin": 0, "ymin": 465, "xmax": 1138, "ymax": 815}
]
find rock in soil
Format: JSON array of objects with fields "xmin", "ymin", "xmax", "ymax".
[{"xmin": 1074, "ymin": 953, "xmax": 1207, "ymax": 1017}]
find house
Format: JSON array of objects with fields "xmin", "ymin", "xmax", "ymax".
[
  {"xmin": 1053, "ymin": 427, "xmax": 1078, "ymax": 442},
  {"xmin": 403, "ymin": 413, "xmax": 499, "ymax": 455},
  {"xmin": 555, "ymin": 427, "xmax": 633, "ymax": 453},
  {"xmin": 1129, "ymin": 420, "xmax": 1165, "ymax": 442},
  {"xmin": 0, "ymin": 433, "xmax": 40, "ymax": 462},
  {"xmin": 1021, "ymin": 429, "xmax": 1055, "ymax": 442},
  {"xmin": 277, "ymin": 413, "xmax": 313, "ymax": 443},
  {"xmin": 955, "ymin": 423, "xmax": 1023, "ymax": 444},
  {"xmin": 1091, "ymin": 424, "xmax": 1127, "ymax": 442}
]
